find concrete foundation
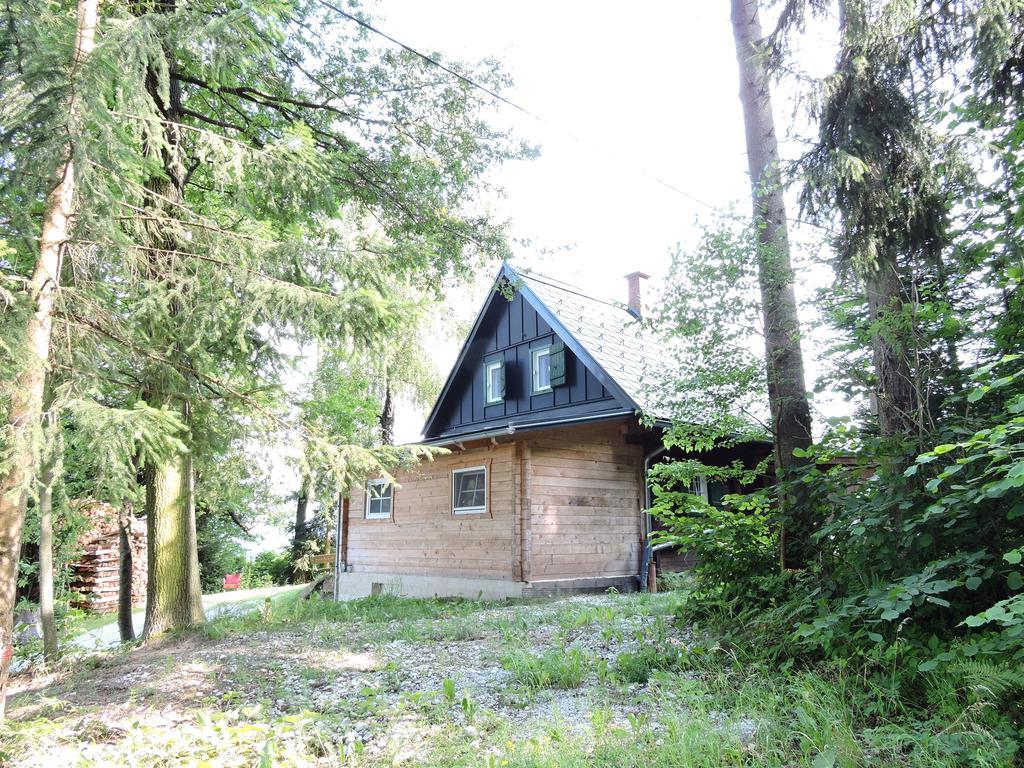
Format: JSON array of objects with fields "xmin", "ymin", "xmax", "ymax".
[
  {"xmin": 329, "ymin": 572, "xmax": 527, "ymax": 601},
  {"xmin": 326, "ymin": 572, "xmax": 638, "ymax": 601}
]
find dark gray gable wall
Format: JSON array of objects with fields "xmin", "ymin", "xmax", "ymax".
[{"xmin": 423, "ymin": 281, "xmax": 633, "ymax": 440}]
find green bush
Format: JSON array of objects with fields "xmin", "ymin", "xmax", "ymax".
[
  {"xmin": 649, "ymin": 467, "xmax": 777, "ymax": 602},
  {"xmin": 645, "ymin": 359, "xmax": 1024, "ymax": 752},
  {"xmin": 780, "ymin": 360, "xmax": 1024, "ymax": 670},
  {"xmin": 242, "ymin": 550, "xmax": 293, "ymax": 588}
]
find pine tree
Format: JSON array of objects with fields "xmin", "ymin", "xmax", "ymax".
[{"xmin": 783, "ymin": 0, "xmax": 969, "ymax": 442}]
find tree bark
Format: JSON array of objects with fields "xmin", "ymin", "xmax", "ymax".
[
  {"xmin": 0, "ymin": 0, "xmax": 97, "ymax": 716},
  {"xmin": 864, "ymin": 256, "xmax": 917, "ymax": 438},
  {"xmin": 38, "ymin": 414, "xmax": 61, "ymax": 662},
  {"xmin": 292, "ymin": 474, "xmax": 311, "ymax": 582},
  {"xmin": 117, "ymin": 501, "xmax": 136, "ymax": 643},
  {"xmin": 294, "ymin": 475, "xmax": 310, "ymax": 551},
  {"xmin": 731, "ymin": 0, "xmax": 815, "ymax": 569},
  {"xmin": 142, "ymin": 452, "xmax": 204, "ymax": 637},
  {"xmin": 379, "ymin": 380, "xmax": 395, "ymax": 445}
]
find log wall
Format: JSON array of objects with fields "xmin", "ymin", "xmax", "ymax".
[
  {"xmin": 345, "ymin": 419, "xmax": 645, "ymax": 584},
  {"xmin": 347, "ymin": 443, "xmax": 517, "ymax": 579},
  {"xmin": 526, "ymin": 422, "xmax": 644, "ymax": 580}
]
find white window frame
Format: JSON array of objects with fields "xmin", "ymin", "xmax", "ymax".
[
  {"xmin": 452, "ymin": 465, "xmax": 488, "ymax": 515},
  {"xmin": 365, "ymin": 478, "xmax": 394, "ymax": 520},
  {"xmin": 531, "ymin": 346, "xmax": 552, "ymax": 394},
  {"xmin": 484, "ymin": 359, "xmax": 503, "ymax": 405},
  {"xmin": 689, "ymin": 475, "xmax": 709, "ymax": 503}
]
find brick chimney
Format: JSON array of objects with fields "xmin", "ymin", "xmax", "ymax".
[{"xmin": 625, "ymin": 271, "xmax": 650, "ymax": 318}]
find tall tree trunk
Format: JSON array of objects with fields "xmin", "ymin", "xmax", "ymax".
[
  {"xmin": 0, "ymin": 0, "xmax": 97, "ymax": 717},
  {"xmin": 142, "ymin": 452, "xmax": 204, "ymax": 637},
  {"xmin": 864, "ymin": 257, "xmax": 917, "ymax": 438},
  {"xmin": 379, "ymin": 380, "xmax": 395, "ymax": 445},
  {"xmin": 117, "ymin": 500, "xmax": 136, "ymax": 643},
  {"xmin": 38, "ymin": 413, "xmax": 61, "ymax": 663},
  {"xmin": 294, "ymin": 474, "xmax": 310, "ymax": 551},
  {"xmin": 138, "ymin": 0, "xmax": 203, "ymax": 638},
  {"xmin": 292, "ymin": 474, "xmax": 311, "ymax": 582},
  {"xmin": 731, "ymin": 0, "xmax": 815, "ymax": 569}
]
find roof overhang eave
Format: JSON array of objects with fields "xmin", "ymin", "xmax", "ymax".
[{"xmin": 418, "ymin": 409, "xmax": 639, "ymax": 448}]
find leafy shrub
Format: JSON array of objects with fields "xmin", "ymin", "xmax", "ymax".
[
  {"xmin": 783, "ymin": 359, "xmax": 1024, "ymax": 670},
  {"xmin": 648, "ymin": 463, "xmax": 777, "ymax": 602},
  {"xmin": 242, "ymin": 550, "xmax": 293, "ymax": 588}
]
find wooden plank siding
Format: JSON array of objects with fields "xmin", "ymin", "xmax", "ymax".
[
  {"xmin": 347, "ymin": 444, "xmax": 517, "ymax": 579},
  {"xmin": 526, "ymin": 422, "xmax": 645, "ymax": 580},
  {"xmin": 345, "ymin": 420, "xmax": 646, "ymax": 584}
]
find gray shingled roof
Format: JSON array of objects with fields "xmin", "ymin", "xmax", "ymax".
[{"xmin": 515, "ymin": 268, "xmax": 671, "ymax": 419}]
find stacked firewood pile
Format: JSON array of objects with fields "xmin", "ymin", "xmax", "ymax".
[{"xmin": 68, "ymin": 501, "xmax": 147, "ymax": 614}]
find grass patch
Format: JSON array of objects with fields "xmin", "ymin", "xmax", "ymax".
[
  {"xmin": 200, "ymin": 591, "xmax": 496, "ymax": 646},
  {"xmin": 613, "ymin": 616, "xmax": 689, "ymax": 683},
  {"xmin": 501, "ymin": 647, "xmax": 589, "ymax": 690}
]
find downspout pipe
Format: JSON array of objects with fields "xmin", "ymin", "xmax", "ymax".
[
  {"xmin": 638, "ymin": 444, "xmax": 668, "ymax": 591},
  {"xmin": 333, "ymin": 494, "xmax": 343, "ymax": 601}
]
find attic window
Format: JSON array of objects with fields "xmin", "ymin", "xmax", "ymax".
[
  {"xmin": 452, "ymin": 466, "xmax": 487, "ymax": 515},
  {"xmin": 485, "ymin": 359, "xmax": 504, "ymax": 405},
  {"xmin": 532, "ymin": 342, "xmax": 566, "ymax": 393},
  {"xmin": 532, "ymin": 347, "xmax": 552, "ymax": 393},
  {"xmin": 365, "ymin": 478, "xmax": 393, "ymax": 520}
]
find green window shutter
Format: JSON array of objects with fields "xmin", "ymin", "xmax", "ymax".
[
  {"xmin": 549, "ymin": 341, "xmax": 566, "ymax": 387},
  {"xmin": 707, "ymin": 480, "xmax": 727, "ymax": 509}
]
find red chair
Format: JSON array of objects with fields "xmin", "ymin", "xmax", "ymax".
[{"xmin": 223, "ymin": 572, "xmax": 242, "ymax": 591}]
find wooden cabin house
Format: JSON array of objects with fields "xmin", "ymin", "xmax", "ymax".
[{"xmin": 330, "ymin": 263, "xmax": 768, "ymax": 599}]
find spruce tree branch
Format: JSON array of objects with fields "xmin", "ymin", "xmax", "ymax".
[
  {"xmin": 97, "ymin": 159, "xmax": 400, "ymax": 257},
  {"xmin": 262, "ymin": 40, "xmax": 391, "ymax": 128},
  {"xmin": 109, "ymin": 111, "xmax": 268, "ymax": 153},
  {"xmin": 223, "ymin": 506, "xmax": 252, "ymax": 535},
  {"xmin": 172, "ymin": 71, "xmax": 359, "ymax": 123},
  {"xmin": 100, "ymin": 113, "xmax": 496, "ymax": 261},
  {"xmin": 156, "ymin": 79, "xmax": 467, "ymax": 246},
  {"xmin": 69, "ymin": 239, "xmax": 342, "ymax": 300},
  {"xmin": 61, "ymin": 312, "xmax": 280, "ymax": 415},
  {"xmin": 61, "ymin": 312, "xmax": 350, "ymax": 449},
  {"xmin": 58, "ymin": 313, "xmax": 431, "ymax": 485},
  {"xmin": 178, "ymin": 107, "xmax": 264, "ymax": 148}
]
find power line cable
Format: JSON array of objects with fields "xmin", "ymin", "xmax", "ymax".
[{"xmin": 319, "ymin": 1, "xmax": 717, "ymax": 210}]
